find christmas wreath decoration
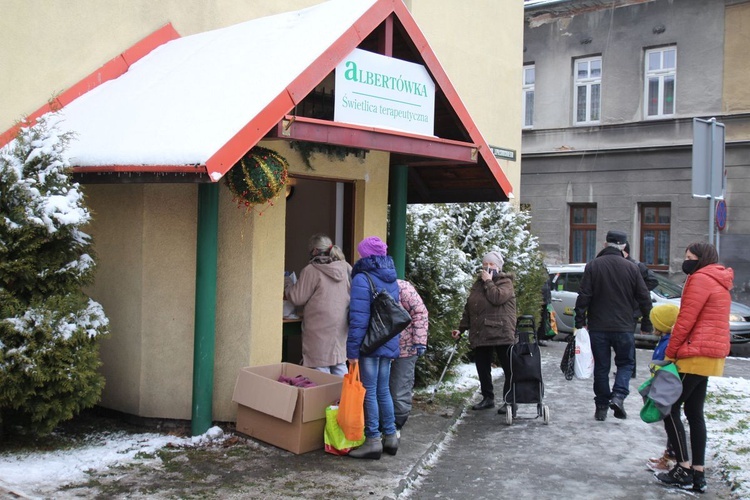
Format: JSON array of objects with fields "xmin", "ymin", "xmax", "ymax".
[{"xmin": 225, "ymin": 146, "xmax": 289, "ymax": 212}]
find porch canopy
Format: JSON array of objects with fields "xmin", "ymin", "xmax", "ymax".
[{"xmin": 1, "ymin": 0, "xmax": 512, "ymax": 203}]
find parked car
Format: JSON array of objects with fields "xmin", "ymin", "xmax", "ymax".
[{"xmin": 547, "ymin": 263, "xmax": 750, "ymax": 346}]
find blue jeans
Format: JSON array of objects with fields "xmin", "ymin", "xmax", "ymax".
[
  {"xmin": 359, "ymin": 356, "xmax": 396, "ymax": 438},
  {"xmin": 589, "ymin": 330, "xmax": 635, "ymax": 407}
]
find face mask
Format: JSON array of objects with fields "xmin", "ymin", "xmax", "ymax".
[{"xmin": 682, "ymin": 259, "xmax": 699, "ymax": 275}]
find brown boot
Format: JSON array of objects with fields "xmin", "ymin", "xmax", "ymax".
[{"xmin": 348, "ymin": 437, "xmax": 382, "ymax": 459}]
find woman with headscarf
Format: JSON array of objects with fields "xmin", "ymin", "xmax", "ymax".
[
  {"xmin": 452, "ymin": 250, "xmax": 517, "ymax": 415},
  {"xmin": 285, "ymin": 233, "xmax": 351, "ymax": 375},
  {"xmin": 656, "ymin": 242, "xmax": 732, "ymax": 494},
  {"xmin": 346, "ymin": 236, "xmax": 400, "ymax": 460}
]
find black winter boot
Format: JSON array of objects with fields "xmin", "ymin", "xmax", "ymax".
[
  {"xmin": 348, "ymin": 437, "xmax": 383, "ymax": 460},
  {"xmin": 595, "ymin": 405, "xmax": 608, "ymax": 421},
  {"xmin": 692, "ymin": 469, "xmax": 707, "ymax": 493},
  {"xmin": 472, "ymin": 397, "xmax": 495, "ymax": 410}
]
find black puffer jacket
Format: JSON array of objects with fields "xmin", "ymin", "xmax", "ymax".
[
  {"xmin": 458, "ymin": 272, "xmax": 517, "ymax": 348},
  {"xmin": 574, "ymin": 246, "xmax": 653, "ymax": 332}
]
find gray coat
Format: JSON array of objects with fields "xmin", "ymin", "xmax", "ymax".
[
  {"xmin": 285, "ymin": 260, "xmax": 351, "ymax": 367},
  {"xmin": 459, "ymin": 272, "xmax": 517, "ymax": 349}
]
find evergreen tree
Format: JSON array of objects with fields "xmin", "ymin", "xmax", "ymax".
[
  {"xmin": 404, "ymin": 204, "xmax": 472, "ymax": 387},
  {"xmin": 405, "ymin": 202, "xmax": 546, "ymax": 388},
  {"xmin": 446, "ymin": 202, "xmax": 548, "ymax": 319},
  {"xmin": 0, "ymin": 113, "xmax": 109, "ymax": 437}
]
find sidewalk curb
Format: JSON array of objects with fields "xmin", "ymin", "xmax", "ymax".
[{"xmin": 393, "ymin": 402, "xmax": 466, "ymax": 499}]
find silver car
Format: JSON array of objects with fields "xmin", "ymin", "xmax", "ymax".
[{"xmin": 547, "ymin": 264, "xmax": 750, "ymax": 345}]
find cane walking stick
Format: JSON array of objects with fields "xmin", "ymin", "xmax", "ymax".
[{"xmin": 428, "ymin": 336, "xmax": 462, "ymax": 403}]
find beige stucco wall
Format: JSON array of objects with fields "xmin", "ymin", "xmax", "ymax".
[
  {"xmin": 2, "ymin": 0, "xmax": 521, "ymax": 422},
  {"xmin": 723, "ymin": 2, "xmax": 750, "ymax": 113},
  {"xmin": 85, "ymin": 184, "xmax": 198, "ymax": 418},
  {"xmin": 85, "ymin": 143, "xmax": 388, "ymax": 421}
]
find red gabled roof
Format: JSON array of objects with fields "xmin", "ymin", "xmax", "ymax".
[{"xmin": 1, "ymin": 0, "xmax": 512, "ymax": 202}]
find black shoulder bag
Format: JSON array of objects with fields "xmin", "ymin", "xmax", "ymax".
[{"xmin": 359, "ymin": 272, "xmax": 412, "ymax": 355}]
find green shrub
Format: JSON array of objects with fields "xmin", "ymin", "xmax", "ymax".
[{"xmin": 0, "ymin": 113, "xmax": 109, "ymax": 437}]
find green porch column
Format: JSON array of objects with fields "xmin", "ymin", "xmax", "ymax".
[
  {"xmin": 191, "ymin": 182, "xmax": 219, "ymax": 436},
  {"xmin": 388, "ymin": 164, "xmax": 408, "ymax": 279}
]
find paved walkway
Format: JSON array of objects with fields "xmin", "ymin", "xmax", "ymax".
[
  {"xmin": 4, "ymin": 342, "xmax": 746, "ymax": 499},
  {"xmin": 405, "ymin": 342, "xmax": 739, "ymax": 499}
]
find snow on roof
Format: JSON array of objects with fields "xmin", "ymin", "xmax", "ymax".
[{"xmin": 57, "ymin": 0, "xmax": 378, "ymax": 170}]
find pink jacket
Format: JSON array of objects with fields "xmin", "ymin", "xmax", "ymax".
[
  {"xmin": 397, "ymin": 280, "xmax": 429, "ymax": 358},
  {"xmin": 666, "ymin": 264, "xmax": 733, "ymax": 361}
]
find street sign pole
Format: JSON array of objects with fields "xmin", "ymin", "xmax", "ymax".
[
  {"xmin": 692, "ymin": 117, "xmax": 726, "ymax": 253},
  {"xmin": 708, "ymin": 119, "xmax": 716, "ymax": 248}
]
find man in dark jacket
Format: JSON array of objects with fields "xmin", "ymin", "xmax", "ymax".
[
  {"xmin": 623, "ymin": 241, "xmax": 659, "ymax": 378},
  {"xmin": 574, "ymin": 230, "xmax": 653, "ymax": 422}
]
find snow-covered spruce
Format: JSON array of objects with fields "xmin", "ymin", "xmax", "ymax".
[{"xmin": 0, "ymin": 112, "xmax": 110, "ymax": 437}]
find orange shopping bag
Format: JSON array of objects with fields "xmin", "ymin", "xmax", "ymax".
[{"xmin": 337, "ymin": 361, "xmax": 366, "ymax": 441}]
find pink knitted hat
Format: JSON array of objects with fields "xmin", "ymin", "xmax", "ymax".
[{"xmin": 357, "ymin": 236, "xmax": 388, "ymax": 258}]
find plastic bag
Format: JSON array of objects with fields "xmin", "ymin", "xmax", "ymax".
[
  {"xmin": 638, "ymin": 361, "xmax": 682, "ymax": 423},
  {"xmin": 324, "ymin": 405, "xmax": 365, "ymax": 455},
  {"xmin": 337, "ymin": 362, "xmax": 366, "ymax": 441},
  {"xmin": 560, "ymin": 334, "xmax": 575, "ymax": 380},
  {"xmin": 573, "ymin": 327, "xmax": 594, "ymax": 379},
  {"xmin": 547, "ymin": 304, "xmax": 559, "ymax": 337}
]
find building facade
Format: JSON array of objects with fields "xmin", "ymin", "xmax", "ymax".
[{"xmin": 521, "ymin": 0, "xmax": 750, "ymax": 303}]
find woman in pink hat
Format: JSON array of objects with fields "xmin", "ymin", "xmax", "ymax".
[{"xmin": 346, "ymin": 236, "xmax": 400, "ymax": 460}]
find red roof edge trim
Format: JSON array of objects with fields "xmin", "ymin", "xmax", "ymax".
[
  {"xmin": 284, "ymin": 115, "xmax": 481, "ymax": 149},
  {"xmin": 285, "ymin": 0, "xmax": 395, "ymax": 105},
  {"xmin": 390, "ymin": 0, "xmax": 513, "ymax": 197},
  {"xmin": 206, "ymin": 0, "xmax": 394, "ymax": 182},
  {"xmin": 72, "ymin": 165, "xmax": 207, "ymax": 174},
  {"xmin": 205, "ymin": 90, "xmax": 296, "ymax": 181},
  {"xmin": 0, "ymin": 23, "xmax": 180, "ymax": 149}
]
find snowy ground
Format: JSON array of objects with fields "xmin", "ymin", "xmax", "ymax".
[{"xmin": 1, "ymin": 357, "xmax": 749, "ymax": 498}]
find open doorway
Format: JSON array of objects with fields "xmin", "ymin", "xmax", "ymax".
[{"xmin": 282, "ymin": 176, "xmax": 355, "ymax": 363}]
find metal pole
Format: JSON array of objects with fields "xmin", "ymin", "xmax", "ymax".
[
  {"xmin": 388, "ymin": 164, "xmax": 408, "ymax": 279},
  {"xmin": 191, "ymin": 182, "xmax": 219, "ymax": 436},
  {"xmin": 708, "ymin": 119, "xmax": 716, "ymax": 245}
]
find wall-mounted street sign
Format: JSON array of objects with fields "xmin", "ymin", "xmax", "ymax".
[
  {"xmin": 334, "ymin": 48, "xmax": 435, "ymax": 136},
  {"xmin": 489, "ymin": 145, "xmax": 516, "ymax": 162}
]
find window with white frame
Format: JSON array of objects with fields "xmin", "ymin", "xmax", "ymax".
[
  {"xmin": 644, "ymin": 47, "xmax": 676, "ymax": 118},
  {"xmin": 522, "ymin": 65, "xmax": 535, "ymax": 128},
  {"xmin": 574, "ymin": 57, "xmax": 601, "ymax": 125}
]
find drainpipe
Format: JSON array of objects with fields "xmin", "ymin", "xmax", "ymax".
[
  {"xmin": 388, "ymin": 164, "xmax": 408, "ymax": 279},
  {"xmin": 191, "ymin": 182, "xmax": 219, "ymax": 436}
]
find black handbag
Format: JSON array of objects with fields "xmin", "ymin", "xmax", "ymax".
[
  {"xmin": 560, "ymin": 334, "xmax": 576, "ymax": 381},
  {"xmin": 359, "ymin": 272, "xmax": 412, "ymax": 355}
]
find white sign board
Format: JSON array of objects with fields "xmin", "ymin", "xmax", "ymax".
[{"xmin": 334, "ymin": 48, "xmax": 435, "ymax": 136}]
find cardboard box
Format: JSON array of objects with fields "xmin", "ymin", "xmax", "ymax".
[{"xmin": 232, "ymin": 363, "xmax": 343, "ymax": 454}]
